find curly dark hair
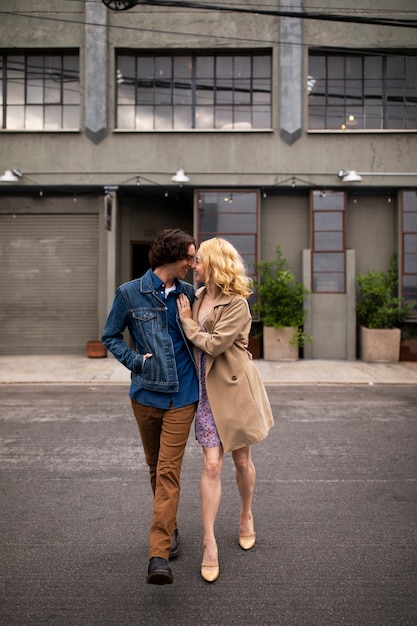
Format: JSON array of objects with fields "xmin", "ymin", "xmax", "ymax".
[{"xmin": 148, "ymin": 229, "xmax": 195, "ymax": 269}]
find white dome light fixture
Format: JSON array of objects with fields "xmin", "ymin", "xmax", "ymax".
[
  {"xmin": 171, "ymin": 168, "xmax": 190, "ymax": 184},
  {"xmin": 338, "ymin": 169, "xmax": 363, "ymax": 183},
  {"xmin": 0, "ymin": 169, "xmax": 22, "ymax": 182}
]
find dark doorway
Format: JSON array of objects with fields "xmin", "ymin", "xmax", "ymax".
[{"xmin": 131, "ymin": 241, "xmax": 152, "ymax": 279}]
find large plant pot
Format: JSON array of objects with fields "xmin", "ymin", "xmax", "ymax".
[
  {"xmin": 360, "ymin": 326, "xmax": 401, "ymax": 363},
  {"xmin": 263, "ymin": 326, "xmax": 299, "ymax": 361}
]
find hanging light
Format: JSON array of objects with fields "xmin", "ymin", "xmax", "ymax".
[
  {"xmin": 171, "ymin": 168, "xmax": 190, "ymax": 184},
  {"xmin": 0, "ymin": 169, "xmax": 22, "ymax": 182},
  {"xmin": 338, "ymin": 170, "xmax": 363, "ymax": 183}
]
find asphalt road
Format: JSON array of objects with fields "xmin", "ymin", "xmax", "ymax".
[{"xmin": 1, "ymin": 384, "xmax": 416, "ymax": 626}]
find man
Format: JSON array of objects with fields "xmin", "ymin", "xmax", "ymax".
[{"xmin": 102, "ymin": 229, "xmax": 198, "ymax": 585}]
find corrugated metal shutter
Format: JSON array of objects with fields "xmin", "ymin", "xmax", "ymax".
[{"xmin": 0, "ymin": 213, "xmax": 98, "ymax": 355}]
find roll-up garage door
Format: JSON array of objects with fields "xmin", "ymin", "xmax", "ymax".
[{"xmin": 0, "ymin": 213, "xmax": 98, "ymax": 355}]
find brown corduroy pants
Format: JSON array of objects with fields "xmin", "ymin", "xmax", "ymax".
[{"xmin": 131, "ymin": 399, "xmax": 196, "ymax": 560}]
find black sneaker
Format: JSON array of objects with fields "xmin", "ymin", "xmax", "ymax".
[{"xmin": 146, "ymin": 557, "xmax": 173, "ymax": 585}]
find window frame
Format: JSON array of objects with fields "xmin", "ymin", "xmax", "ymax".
[
  {"xmin": 115, "ymin": 50, "xmax": 272, "ymax": 131},
  {"xmin": 401, "ymin": 189, "xmax": 417, "ymax": 314},
  {"xmin": 308, "ymin": 49, "xmax": 417, "ymax": 132},
  {"xmin": 0, "ymin": 50, "xmax": 80, "ymax": 131},
  {"xmin": 311, "ymin": 190, "xmax": 347, "ymax": 293}
]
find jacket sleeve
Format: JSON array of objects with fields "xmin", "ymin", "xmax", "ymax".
[
  {"xmin": 101, "ymin": 288, "xmax": 143, "ymax": 373},
  {"xmin": 181, "ymin": 298, "xmax": 249, "ymax": 358}
]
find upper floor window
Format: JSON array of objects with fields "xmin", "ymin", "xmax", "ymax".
[
  {"xmin": 402, "ymin": 190, "xmax": 417, "ymax": 312},
  {"xmin": 0, "ymin": 52, "xmax": 80, "ymax": 130},
  {"xmin": 311, "ymin": 190, "xmax": 346, "ymax": 293},
  {"xmin": 116, "ymin": 52, "xmax": 271, "ymax": 130},
  {"xmin": 308, "ymin": 51, "xmax": 417, "ymax": 131}
]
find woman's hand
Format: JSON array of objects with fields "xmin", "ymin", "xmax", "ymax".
[{"xmin": 177, "ymin": 293, "xmax": 192, "ymax": 319}]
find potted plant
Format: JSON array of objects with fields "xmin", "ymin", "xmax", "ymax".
[
  {"xmin": 252, "ymin": 245, "xmax": 311, "ymax": 361},
  {"xmin": 356, "ymin": 253, "xmax": 412, "ymax": 362}
]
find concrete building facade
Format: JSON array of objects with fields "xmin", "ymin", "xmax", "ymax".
[{"xmin": 0, "ymin": 0, "xmax": 416, "ymax": 357}]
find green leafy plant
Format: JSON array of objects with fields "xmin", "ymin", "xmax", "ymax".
[
  {"xmin": 356, "ymin": 253, "xmax": 412, "ymax": 329},
  {"xmin": 252, "ymin": 245, "xmax": 311, "ymax": 346}
]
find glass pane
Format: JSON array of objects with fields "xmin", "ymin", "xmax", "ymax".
[
  {"xmin": 387, "ymin": 103, "xmax": 404, "ymax": 128},
  {"xmin": 45, "ymin": 56, "xmax": 62, "ymax": 104},
  {"xmin": 252, "ymin": 106, "xmax": 270, "ymax": 128},
  {"xmin": 404, "ymin": 234, "xmax": 417, "ymax": 252},
  {"xmin": 137, "ymin": 57, "xmax": 154, "ymax": 79},
  {"xmin": 63, "ymin": 55, "xmax": 79, "ymax": 103},
  {"xmin": 364, "ymin": 103, "xmax": 382, "ymax": 129},
  {"xmin": 252, "ymin": 78, "xmax": 271, "ymax": 104},
  {"xmin": 313, "ymin": 191, "xmax": 345, "ymax": 210},
  {"xmin": 118, "ymin": 55, "xmax": 135, "ymax": 80},
  {"xmin": 154, "ymin": 105, "xmax": 172, "ymax": 129},
  {"xmin": 117, "ymin": 105, "xmax": 135, "ymax": 128},
  {"xmin": 404, "ymin": 254, "xmax": 417, "ymax": 273},
  {"xmin": 403, "ymin": 191, "xmax": 417, "ymax": 212},
  {"xmin": 308, "ymin": 55, "xmax": 325, "ymax": 78},
  {"xmin": 234, "ymin": 106, "xmax": 252, "ymax": 127},
  {"xmin": 63, "ymin": 105, "xmax": 79, "ymax": 129},
  {"xmin": 196, "ymin": 81, "xmax": 214, "ymax": 105},
  {"xmin": 327, "ymin": 79, "xmax": 345, "ymax": 102},
  {"xmin": 174, "ymin": 56, "xmax": 191, "ymax": 78},
  {"xmin": 195, "ymin": 106, "xmax": 214, "ymax": 128},
  {"xmin": 216, "ymin": 56, "xmax": 233, "ymax": 78},
  {"xmin": 173, "ymin": 81, "xmax": 191, "ymax": 105},
  {"xmin": 364, "ymin": 56, "xmax": 382, "ymax": 79},
  {"xmin": 44, "ymin": 105, "xmax": 62, "ymax": 129},
  {"xmin": 215, "ymin": 105, "xmax": 232, "ymax": 129},
  {"xmin": 234, "ymin": 56, "xmax": 250, "ymax": 78},
  {"xmin": 27, "ymin": 80, "xmax": 43, "ymax": 104},
  {"xmin": 7, "ymin": 56, "xmax": 25, "ymax": 104},
  {"xmin": 315, "ymin": 232, "xmax": 344, "ymax": 250},
  {"xmin": 327, "ymin": 106, "xmax": 345, "ymax": 129},
  {"xmin": 328, "ymin": 57, "xmax": 344, "ymax": 79},
  {"xmin": 155, "ymin": 57, "xmax": 171, "ymax": 78},
  {"xmin": 314, "ymin": 212, "xmax": 343, "ymax": 230},
  {"xmin": 216, "ymin": 79, "xmax": 233, "ymax": 103},
  {"xmin": 403, "ymin": 214, "xmax": 417, "ymax": 231},
  {"xmin": 345, "ymin": 56, "xmax": 362, "ymax": 79},
  {"xmin": 25, "ymin": 104, "xmax": 44, "ymax": 129},
  {"xmin": 196, "ymin": 56, "xmax": 214, "ymax": 78},
  {"xmin": 173, "ymin": 106, "xmax": 192, "ymax": 129},
  {"xmin": 313, "ymin": 272, "xmax": 344, "ymax": 292},
  {"xmin": 201, "ymin": 213, "xmax": 256, "ymax": 232},
  {"xmin": 253, "ymin": 55, "xmax": 271, "ymax": 77},
  {"xmin": 118, "ymin": 82, "xmax": 135, "ymax": 105},
  {"xmin": 405, "ymin": 105, "xmax": 417, "ymax": 129},
  {"xmin": 313, "ymin": 252, "xmax": 345, "ymax": 272},
  {"xmin": 135, "ymin": 105, "xmax": 153, "ymax": 130},
  {"xmin": 137, "ymin": 82, "xmax": 154, "ymax": 105},
  {"xmin": 234, "ymin": 79, "xmax": 251, "ymax": 104},
  {"xmin": 154, "ymin": 82, "xmax": 171, "ymax": 105},
  {"xmin": 6, "ymin": 105, "xmax": 24, "ymax": 128}
]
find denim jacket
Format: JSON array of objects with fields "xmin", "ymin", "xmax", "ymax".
[{"xmin": 102, "ymin": 269, "xmax": 195, "ymax": 393}]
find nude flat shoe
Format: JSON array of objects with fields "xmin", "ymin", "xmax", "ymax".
[{"xmin": 201, "ymin": 563, "xmax": 220, "ymax": 583}]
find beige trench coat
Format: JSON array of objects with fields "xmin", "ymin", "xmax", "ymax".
[{"xmin": 181, "ymin": 287, "xmax": 274, "ymax": 453}]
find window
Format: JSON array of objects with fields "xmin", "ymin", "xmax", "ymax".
[
  {"xmin": 308, "ymin": 51, "xmax": 417, "ymax": 130},
  {"xmin": 311, "ymin": 190, "xmax": 346, "ymax": 293},
  {"xmin": 0, "ymin": 52, "xmax": 80, "ymax": 130},
  {"xmin": 402, "ymin": 190, "xmax": 417, "ymax": 312},
  {"xmin": 116, "ymin": 52, "xmax": 271, "ymax": 130},
  {"xmin": 197, "ymin": 190, "xmax": 258, "ymax": 302}
]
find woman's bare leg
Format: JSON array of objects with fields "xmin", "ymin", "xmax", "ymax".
[
  {"xmin": 200, "ymin": 445, "xmax": 223, "ymax": 565},
  {"xmin": 232, "ymin": 445, "xmax": 256, "ymax": 536}
]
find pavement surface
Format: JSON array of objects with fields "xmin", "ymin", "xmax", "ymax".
[
  {"xmin": 0, "ymin": 354, "xmax": 417, "ymax": 385},
  {"xmin": 1, "ymin": 383, "xmax": 416, "ymax": 626}
]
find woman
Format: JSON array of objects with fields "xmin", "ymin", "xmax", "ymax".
[{"xmin": 177, "ymin": 237, "xmax": 274, "ymax": 583}]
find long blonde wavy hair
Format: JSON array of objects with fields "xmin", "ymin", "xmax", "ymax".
[{"xmin": 198, "ymin": 237, "xmax": 252, "ymax": 298}]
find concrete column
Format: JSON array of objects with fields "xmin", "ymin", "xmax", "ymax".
[
  {"xmin": 85, "ymin": 1, "xmax": 107, "ymax": 144},
  {"xmin": 280, "ymin": 0, "xmax": 302, "ymax": 145}
]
